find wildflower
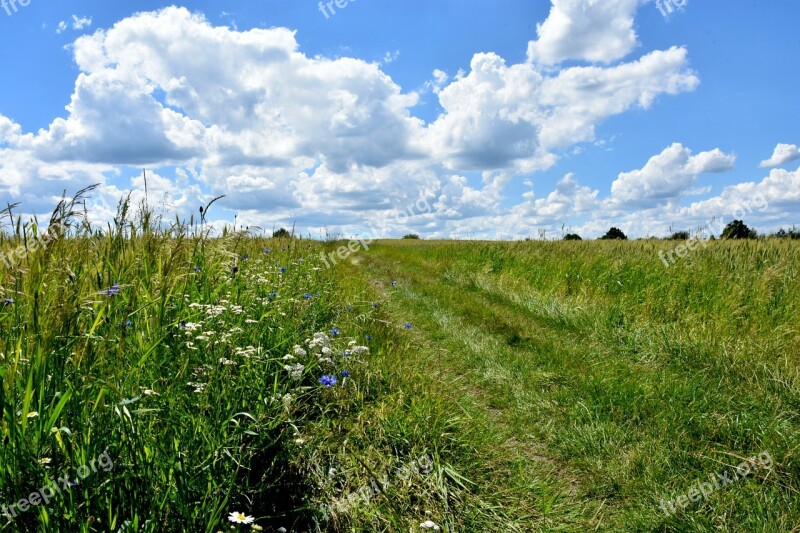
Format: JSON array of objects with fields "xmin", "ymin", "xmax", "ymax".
[
  {"xmin": 270, "ymin": 291, "xmax": 279, "ymax": 298},
  {"xmin": 228, "ymin": 512, "xmax": 255, "ymax": 524},
  {"xmin": 1, "ymin": 297, "xmax": 13, "ymax": 306},
  {"xmin": 280, "ymin": 266, "xmax": 287, "ymax": 273},
  {"xmin": 330, "ymin": 328, "xmax": 340, "ymax": 337},
  {"xmin": 293, "ymin": 345, "xmax": 307, "ymax": 358},
  {"xmin": 142, "ymin": 389, "xmax": 160, "ymax": 396},
  {"xmin": 263, "ymin": 248, "xmax": 271, "ymax": 254},
  {"xmin": 193, "ymin": 266, "xmax": 201, "ymax": 273},
  {"xmin": 39, "ymin": 457, "xmax": 52, "ymax": 465},
  {"xmin": 27, "ymin": 411, "xmax": 39, "ymax": 419},
  {"xmin": 241, "ymin": 253, "xmax": 249, "ymax": 260},
  {"xmin": 373, "ymin": 303, "xmax": 380, "ymax": 309},
  {"xmin": 420, "ymin": 521, "xmax": 440, "ymax": 530},
  {"xmin": 303, "ymin": 293, "xmax": 313, "ymax": 300},
  {"xmin": 404, "ymin": 323, "xmax": 413, "ymax": 330},
  {"xmin": 366, "ymin": 335, "xmax": 373, "ymax": 342},
  {"xmin": 343, "ymin": 349, "xmax": 351, "ymax": 357},
  {"xmin": 319, "ymin": 374, "xmax": 338, "ymax": 388},
  {"xmin": 119, "ymin": 320, "xmax": 132, "ymax": 327},
  {"xmin": 341, "ymin": 370, "xmax": 350, "ymax": 378},
  {"xmin": 219, "ymin": 357, "xmax": 237, "ymax": 366},
  {"xmin": 284, "ymin": 363, "xmax": 305, "ymax": 380},
  {"xmin": 232, "ymin": 265, "xmax": 239, "ymax": 274},
  {"xmin": 100, "ymin": 284, "xmax": 121, "ymax": 296},
  {"xmin": 391, "ymin": 280, "xmax": 398, "ymax": 286}
]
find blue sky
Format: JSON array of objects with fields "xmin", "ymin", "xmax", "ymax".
[{"xmin": 0, "ymin": 0, "xmax": 798, "ymax": 238}]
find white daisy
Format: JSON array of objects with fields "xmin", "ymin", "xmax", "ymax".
[{"xmin": 228, "ymin": 511, "xmax": 255, "ymax": 524}]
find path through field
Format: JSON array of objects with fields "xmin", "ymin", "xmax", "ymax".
[{"xmin": 347, "ymin": 239, "xmax": 800, "ymax": 531}]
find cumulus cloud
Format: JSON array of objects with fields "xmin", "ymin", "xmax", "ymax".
[
  {"xmin": 72, "ymin": 15, "xmax": 92, "ymax": 30},
  {"xmin": 425, "ymin": 47, "xmax": 698, "ymax": 171},
  {"xmin": 8, "ymin": 5, "xmax": 785, "ymax": 241},
  {"xmin": 760, "ymin": 143, "xmax": 800, "ymax": 168},
  {"xmin": 527, "ymin": 0, "xmax": 647, "ymax": 65},
  {"xmin": 609, "ymin": 143, "xmax": 735, "ymax": 207}
]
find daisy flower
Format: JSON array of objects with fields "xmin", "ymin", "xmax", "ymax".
[{"xmin": 228, "ymin": 511, "xmax": 255, "ymax": 524}]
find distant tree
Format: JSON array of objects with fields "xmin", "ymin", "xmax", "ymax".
[
  {"xmin": 721, "ymin": 220, "xmax": 757, "ymax": 240},
  {"xmin": 564, "ymin": 233, "xmax": 582, "ymax": 241},
  {"xmin": 775, "ymin": 228, "xmax": 788, "ymax": 238},
  {"xmin": 402, "ymin": 233, "xmax": 420, "ymax": 239},
  {"xmin": 600, "ymin": 227, "xmax": 628, "ymax": 240},
  {"xmin": 272, "ymin": 228, "xmax": 292, "ymax": 238},
  {"xmin": 668, "ymin": 231, "xmax": 690, "ymax": 240}
]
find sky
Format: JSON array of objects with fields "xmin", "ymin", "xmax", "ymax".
[{"xmin": 0, "ymin": 0, "xmax": 798, "ymax": 239}]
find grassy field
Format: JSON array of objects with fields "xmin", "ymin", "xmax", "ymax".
[
  {"xmin": 345, "ymin": 238, "xmax": 800, "ymax": 531},
  {"xmin": 1, "ymin": 196, "xmax": 799, "ymax": 531}
]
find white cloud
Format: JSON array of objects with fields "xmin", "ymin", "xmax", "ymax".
[
  {"xmin": 8, "ymin": 5, "xmax": 792, "ymax": 240},
  {"xmin": 72, "ymin": 15, "xmax": 93, "ymax": 30},
  {"xmin": 609, "ymin": 143, "xmax": 735, "ymax": 207},
  {"xmin": 425, "ymin": 47, "xmax": 698, "ymax": 171},
  {"xmin": 759, "ymin": 143, "xmax": 800, "ymax": 168},
  {"xmin": 55, "ymin": 21, "xmax": 68, "ymax": 34},
  {"xmin": 527, "ymin": 0, "xmax": 647, "ymax": 65}
]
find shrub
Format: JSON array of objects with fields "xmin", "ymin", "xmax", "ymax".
[
  {"xmin": 564, "ymin": 233, "xmax": 582, "ymax": 241},
  {"xmin": 668, "ymin": 231, "xmax": 690, "ymax": 240},
  {"xmin": 273, "ymin": 227, "xmax": 292, "ymax": 238},
  {"xmin": 402, "ymin": 233, "xmax": 420, "ymax": 239},
  {"xmin": 721, "ymin": 220, "xmax": 757, "ymax": 239},
  {"xmin": 600, "ymin": 227, "xmax": 628, "ymax": 240}
]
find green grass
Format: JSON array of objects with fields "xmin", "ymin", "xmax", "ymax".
[
  {"xmin": 2, "ymin": 193, "xmax": 799, "ymax": 531},
  {"xmin": 343, "ymin": 238, "xmax": 800, "ymax": 531}
]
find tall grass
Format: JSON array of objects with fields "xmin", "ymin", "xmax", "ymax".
[{"xmin": 0, "ymin": 193, "xmax": 360, "ymax": 531}]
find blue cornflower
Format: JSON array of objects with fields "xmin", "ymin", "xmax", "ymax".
[
  {"xmin": 263, "ymin": 248, "xmax": 271, "ymax": 254},
  {"xmin": 366, "ymin": 335, "xmax": 373, "ymax": 342},
  {"xmin": 241, "ymin": 253, "xmax": 249, "ymax": 260},
  {"xmin": 2, "ymin": 297, "xmax": 14, "ymax": 306},
  {"xmin": 341, "ymin": 370, "xmax": 350, "ymax": 378},
  {"xmin": 373, "ymin": 303, "xmax": 380, "ymax": 309},
  {"xmin": 303, "ymin": 293, "xmax": 313, "ymax": 300},
  {"xmin": 319, "ymin": 374, "xmax": 338, "ymax": 388},
  {"xmin": 391, "ymin": 280, "xmax": 398, "ymax": 286},
  {"xmin": 101, "ymin": 284, "xmax": 121, "ymax": 296},
  {"xmin": 270, "ymin": 291, "xmax": 279, "ymax": 298},
  {"xmin": 280, "ymin": 266, "xmax": 287, "ymax": 273},
  {"xmin": 179, "ymin": 321, "xmax": 187, "ymax": 328},
  {"xmin": 404, "ymin": 323, "xmax": 413, "ymax": 330},
  {"xmin": 119, "ymin": 321, "xmax": 132, "ymax": 327},
  {"xmin": 193, "ymin": 266, "xmax": 201, "ymax": 273},
  {"xmin": 330, "ymin": 328, "xmax": 340, "ymax": 337}
]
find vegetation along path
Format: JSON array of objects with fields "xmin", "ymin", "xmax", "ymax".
[{"xmin": 342, "ymin": 238, "xmax": 800, "ymax": 532}]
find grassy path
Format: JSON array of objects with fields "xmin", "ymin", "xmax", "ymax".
[{"xmin": 346, "ymin": 240, "xmax": 800, "ymax": 532}]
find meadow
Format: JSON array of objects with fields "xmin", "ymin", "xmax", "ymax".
[{"xmin": 1, "ymin": 193, "xmax": 799, "ymax": 532}]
